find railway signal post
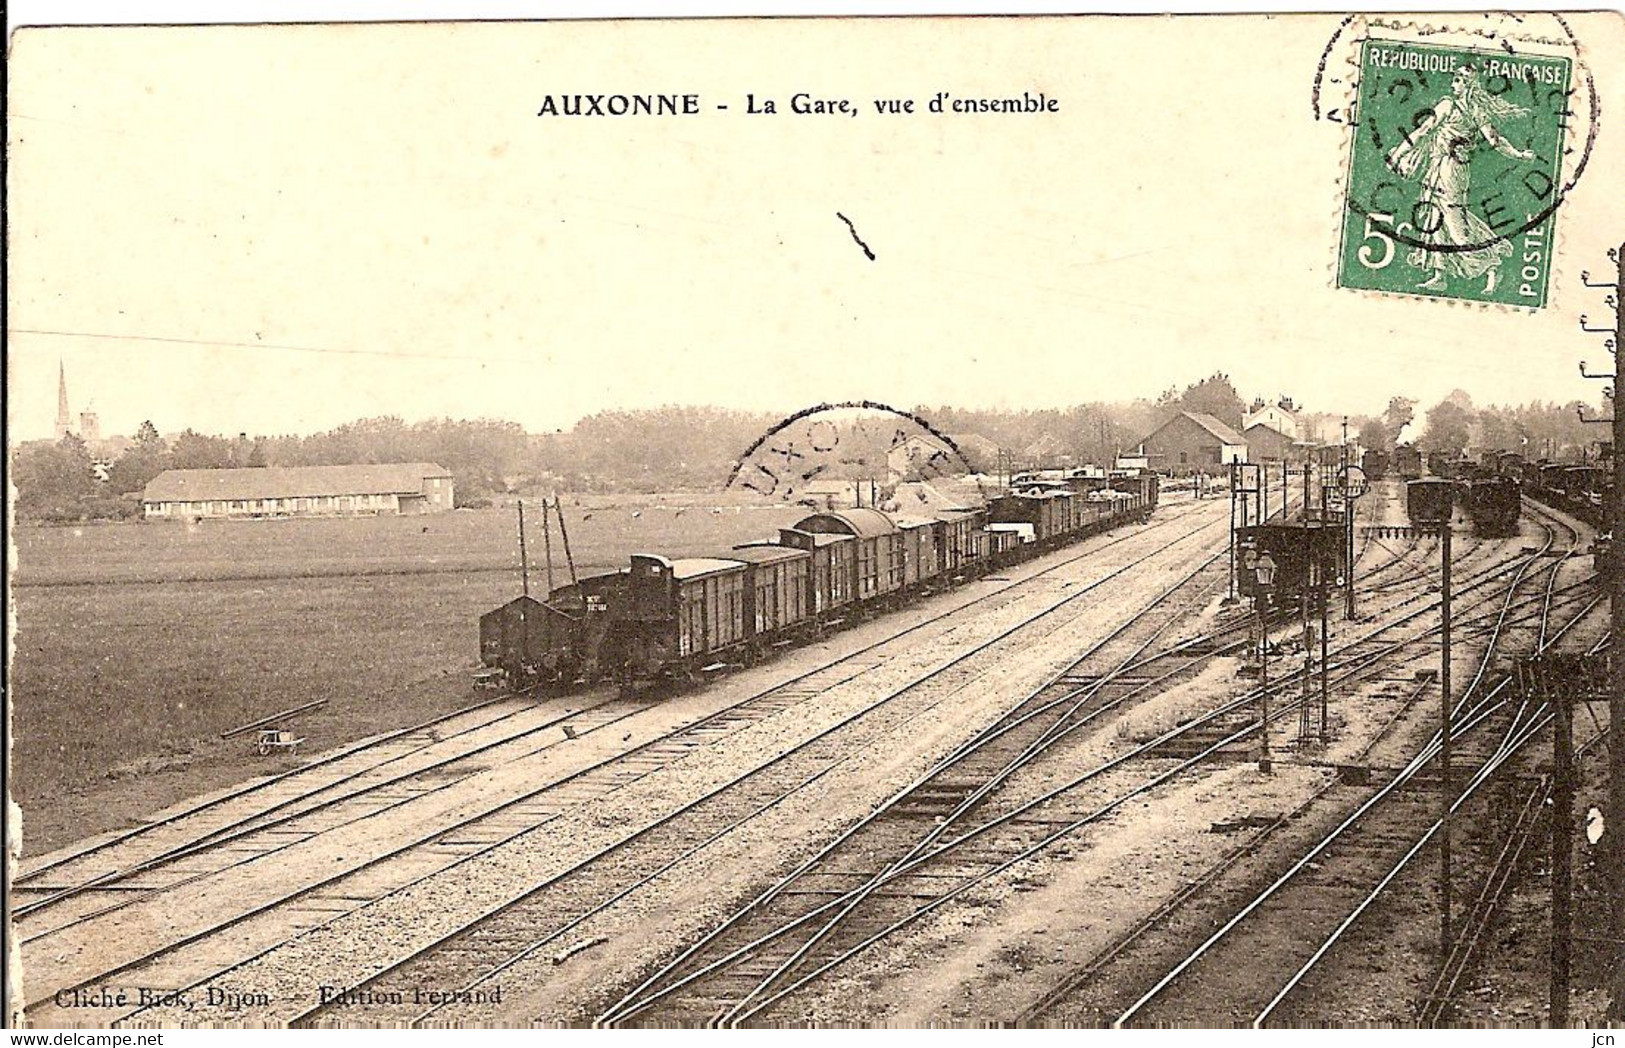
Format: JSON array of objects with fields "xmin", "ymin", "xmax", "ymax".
[
  {"xmin": 1516, "ymin": 652, "xmax": 1610, "ymax": 1026},
  {"xmin": 1244, "ymin": 549, "xmax": 1277, "ymax": 774},
  {"xmin": 1338, "ymin": 463, "xmax": 1366, "ymax": 620},
  {"xmin": 1438, "ymin": 514, "xmax": 1453, "ymax": 961},
  {"xmin": 1228, "ymin": 461, "xmax": 1236, "ymax": 600}
]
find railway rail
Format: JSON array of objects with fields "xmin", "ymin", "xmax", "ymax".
[
  {"xmin": 29, "ymin": 480, "xmax": 1585, "ymax": 1028},
  {"xmin": 1098, "ymin": 500, "xmax": 1596, "ymax": 1027},
  {"xmin": 35, "ymin": 495, "xmax": 1235, "ymax": 1026},
  {"xmin": 14, "ymin": 693, "xmax": 659, "ymax": 935},
  {"xmin": 21, "ymin": 496, "xmax": 1216, "ymax": 917},
  {"xmin": 592, "ymin": 503, "xmax": 1585, "ymax": 1025},
  {"xmin": 292, "ymin": 532, "xmax": 1255, "ymax": 1026}
]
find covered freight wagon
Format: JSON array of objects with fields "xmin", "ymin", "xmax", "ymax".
[
  {"xmin": 624, "ymin": 554, "xmax": 749, "ymax": 684},
  {"xmin": 794, "ymin": 509, "xmax": 906, "ymax": 603},
  {"xmin": 729, "ymin": 544, "xmax": 813, "ymax": 644}
]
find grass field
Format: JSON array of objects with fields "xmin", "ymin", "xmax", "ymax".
[{"xmin": 9, "ymin": 494, "xmax": 806, "ymax": 855}]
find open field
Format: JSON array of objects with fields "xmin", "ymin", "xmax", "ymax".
[
  {"xmin": 13, "ymin": 492, "xmax": 808, "ymax": 585},
  {"xmin": 9, "ymin": 495, "xmax": 806, "ymax": 855}
]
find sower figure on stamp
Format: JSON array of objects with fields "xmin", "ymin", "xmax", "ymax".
[{"xmin": 1385, "ymin": 66, "xmax": 1535, "ymax": 295}]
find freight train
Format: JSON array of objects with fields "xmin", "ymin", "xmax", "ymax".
[
  {"xmin": 1404, "ymin": 472, "xmax": 1520, "ymax": 538},
  {"xmin": 1474, "ymin": 448, "xmax": 1610, "ymax": 531},
  {"xmin": 1403, "ymin": 446, "xmax": 1623, "ymax": 540},
  {"xmin": 1463, "ymin": 476, "xmax": 1520, "ymax": 537},
  {"xmin": 481, "ymin": 470, "xmax": 1160, "ymax": 693}
]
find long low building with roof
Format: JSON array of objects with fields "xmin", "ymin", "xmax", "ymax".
[{"xmin": 141, "ymin": 462, "xmax": 455, "ymax": 519}]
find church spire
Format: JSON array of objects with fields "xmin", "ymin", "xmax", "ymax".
[{"xmin": 55, "ymin": 360, "xmax": 72, "ymax": 438}]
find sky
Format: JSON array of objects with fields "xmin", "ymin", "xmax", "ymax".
[{"xmin": 8, "ymin": 11, "xmax": 1624, "ymax": 443}]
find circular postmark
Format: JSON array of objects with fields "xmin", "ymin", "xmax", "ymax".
[
  {"xmin": 1320, "ymin": 14, "xmax": 1600, "ymax": 306},
  {"xmin": 726, "ymin": 401, "xmax": 974, "ymax": 504}
]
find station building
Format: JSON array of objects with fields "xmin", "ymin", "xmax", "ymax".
[{"xmin": 142, "ymin": 462, "xmax": 455, "ymax": 519}]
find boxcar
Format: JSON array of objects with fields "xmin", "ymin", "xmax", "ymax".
[
  {"xmin": 936, "ymin": 507, "xmax": 985, "ymax": 577},
  {"xmin": 729, "ymin": 544, "xmax": 813, "ymax": 647},
  {"xmin": 1464, "ymin": 476, "xmax": 1521, "ymax": 538},
  {"xmin": 893, "ymin": 515, "xmax": 941, "ymax": 591},
  {"xmin": 625, "ymin": 554, "xmax": 748, "ymax": 683},
  {"xmin": 1051, "ymin": 491, "xmax": 1078, "ymax": 540},
  {"xmin": 985, "ymin": 524, "xmax": 1028, "ymax": 564},
  {"xmin": 769, "ymin": 528, "xmax": 856, "ymax": 619},
  {"xmin": 794, "ymin": 509, "xmax": 905, "ymax": 604},
  {"xmin": 1406, "ymin": 477, "xmax": 1459, "ymax": 526}
]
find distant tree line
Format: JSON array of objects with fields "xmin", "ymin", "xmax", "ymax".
[
  {"xmin": 1346, "ymin": 390, "xmax": 1605, "ymax": 461},
  {"xmin": 16, "ymin": 372, "xmax": 1603, "ymax": 524}
]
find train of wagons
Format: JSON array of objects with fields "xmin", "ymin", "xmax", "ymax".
[
  {"xmin": 1405, "ymin": 476, "xmax": 1517, "ymax": 538},
  {"xmin": 480, "ymin": 470, "xmax": 1160, "ymax": 692},
  {"xmin": 1400, "ymin": 446, "xmax": 1619, "ymax": 540}
]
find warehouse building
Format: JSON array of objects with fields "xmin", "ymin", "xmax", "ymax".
[
  {"xmin": 1136, "ymin": 412, "xmax": 1249, "ymax": 475},
  {"xmin": 142, "ymin": 462, "xmax": 454, "ymax": 519}
]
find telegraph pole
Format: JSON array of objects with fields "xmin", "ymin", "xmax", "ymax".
[
  {"xmin": 540, "ymin": 496, "xmax": 556, "ymax": 599},
  {"xmin": 1553, "ymin": 659, "xmax": 1574, "ymax": 1028},
  {"xmin": 1611, "ymin": 243, "xmax": 1625, "ymax": 983},
  {"xmin": 517, "ymin": 500, "xmax": 530, "ymax": 597},
  {"xmin": 1439, "ymin": 519, "xmax": 1453, "ymax": 960},
  {"xmin": 1343, "ymin": 416, "xmax": 1355, "ymax": 619}
]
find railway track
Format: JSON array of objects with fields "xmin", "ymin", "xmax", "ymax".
[
  {"xmin": 15, "ymin": 693, "xmax": 538, "ymax": 887},
  {"xmin": 13, "ymin": 693, "xmax": 660, "ymax": 936},
  {"xmin": 1418, "ymin": 637, "xmax": 1612, "ymax": 1026},
  {"xmin": 35, "ymin": 495, "xmax": 1234, "ymax": 1026},
  {"xmin": 290, "ymin": 532, "xmax": 1256, "ymax": 1026},
  {"xmin": 589, "ymin": 506, "xmax": 1584, "ymax": 1025},
  {"xmin": 21, "ymin": 498, "xmax": 1212, "ymax": 914},
  {"xmin": 1093, "ymin": 502, "xmax": 1597, "ymax": 1027},
  {"xmin": 1016, "ymin": 594, "xmax": 1599, "ymax": 1026}
]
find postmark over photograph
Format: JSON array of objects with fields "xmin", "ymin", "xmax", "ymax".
[
  {"xmin": 1338, "ymin": 39, "xmax": 1572, "ymax": 308},
  {"xmin": 726, "ymin": 401, "xmax": 974, "ymax": 505}
]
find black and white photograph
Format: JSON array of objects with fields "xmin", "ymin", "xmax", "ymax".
[{"xmin": 7, "ymin": 7, "xmax": 1625, "ymax": 1029}]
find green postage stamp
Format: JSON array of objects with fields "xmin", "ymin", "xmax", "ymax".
[{"xmin": 1337, "ymin": 39, "xmax": 1572, "ymax": 308}]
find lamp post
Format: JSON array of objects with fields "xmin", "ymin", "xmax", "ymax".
[{"xmin": 1253, "ymin": 550, "xmax": 1277, "ymax": 774}]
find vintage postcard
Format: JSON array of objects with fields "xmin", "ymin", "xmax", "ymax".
[{"xmin": 7, "ymin": 11, "xmax": 1625, "ymax": 1030}]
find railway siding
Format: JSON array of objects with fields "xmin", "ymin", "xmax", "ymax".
[
  {"xmin": 118, "ymin": 503, "xmax": 1232, "ymax": 1025},
  {"xmin": 28, "ymin": 507, "xmax": 1214, "ymax": 1025}
]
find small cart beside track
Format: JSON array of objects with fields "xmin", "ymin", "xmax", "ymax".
[{"xmin": 255, "ymin": 729, "xmax": 305, "ymax": 757}]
